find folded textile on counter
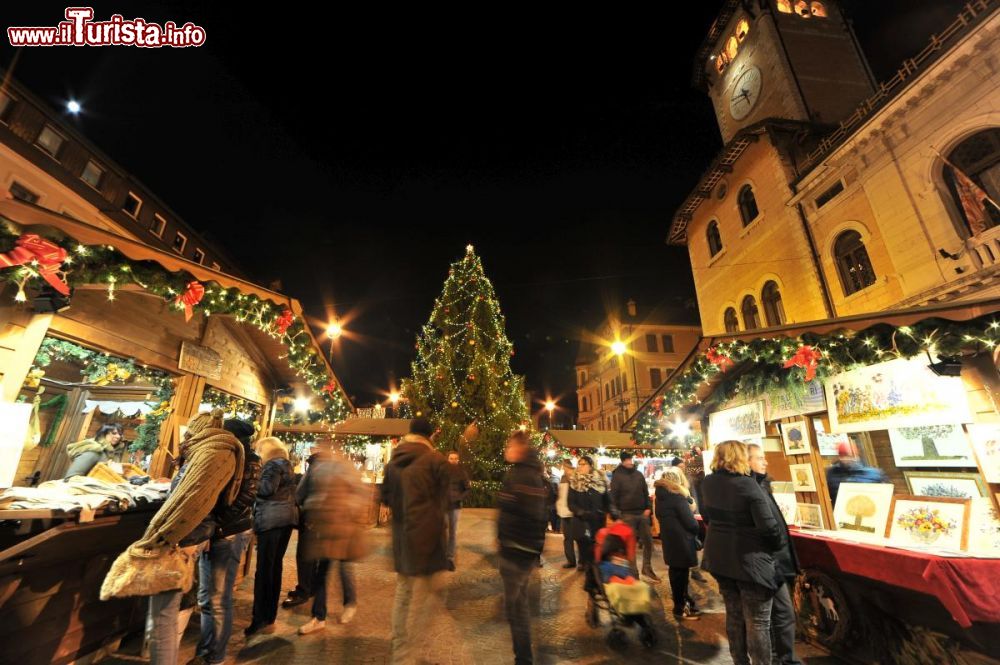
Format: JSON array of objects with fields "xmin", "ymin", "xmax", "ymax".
[{"xmin": 0, "ymin": 477, "xmax": 169, "ymax": 514}]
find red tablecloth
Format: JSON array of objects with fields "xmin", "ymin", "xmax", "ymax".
[{"xmin": 790, "ymin": 530, "xmax": 1000, "ymax": 628}]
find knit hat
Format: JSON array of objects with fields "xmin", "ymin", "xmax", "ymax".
[
  {"xmin": 223, "ymin": 419, "xmax": 256, "ymax": 445},
  {"xmin": 837, "ymin": 442, "xmax": 853, "ymax": 458},
  {"xmin": 258, "ymin": 436, "xmax": 289, "ymax": 461},
  {"xmin": 187, "ymin": 408, "xmax": 224, "ymax": 435},
  {"xmin": 669, "ymin": 456, "xmax": 684, "ymax": 467},
  {"xmin": 619, "ymin": 451, "xmax": 634, "ymax": 462}
]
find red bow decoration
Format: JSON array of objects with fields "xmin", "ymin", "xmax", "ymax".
[
  {"xmin": 783, "ymin": 345, "xmax": 823, "ymax": 382},
  {"xmin": 275, "ymin": 308, "xmax": 294, "ymax": 335},
  {"xmin": 322, "ymin": 378, "xmax": 337, "ymax": 394},
  {"xmin": 706, "ymin": 346, "xmax": 734, "ymax": 370},
  {"xmin": 175, "ymin": 281, "xmax": 205, "ymax": 322},
  {"xmin": 0, "ymin": 234, "xmax": 69, "ymax": 295}
]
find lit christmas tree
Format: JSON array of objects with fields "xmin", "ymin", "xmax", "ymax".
[{"xmin": 402, "ymin": 245, "xmax": 527, "ymax": 481}]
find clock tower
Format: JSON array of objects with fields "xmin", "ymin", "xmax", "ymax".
[{"xmin": 695, "ymin": 0, "xmax": 876, "ymax": 143}]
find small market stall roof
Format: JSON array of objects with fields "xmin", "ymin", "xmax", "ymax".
[
  {"xmin": 623, "ymin": 297, "xmax": 1000, "ymax": 431},
  {"xmin": 332, "ymin": 418, "xmax": 413, "ymax": 437},
  {"xmin": 547, "ymin": 429, "xmax": 639, "ymax": 449}
]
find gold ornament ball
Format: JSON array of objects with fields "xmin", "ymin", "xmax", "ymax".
[
  {"xmin": 451, "ymin": 401, "xmax": 459, "ymax": 408},
  {"xmin": 469, "ymin": 339, "xmax": 476, "ymax": 346}
]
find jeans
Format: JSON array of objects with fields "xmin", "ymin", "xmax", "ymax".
[
  {"xmin": 312, "ymin": 559, "xmax": 357, "ymax": 620},
  {"xmin": 717, "ymin": 575, "xmax": 775, "ymax": 665},
  {"xmin": 771, "ymin": 581, "xmax": 803, "ymax": 665},
  {"xmin": 499, "ymin": 554, "xmax": 535, "ymax": 665},
  {"xmin": 447, "ymin": 508, "xmax": 460, "ymax": 562},
  {"xmin": 620, "ymin": 512, "xmax": 654, "ymax": 574},
  {"xmin": 252, "ymin": 526, "xmax": 293, "ymax": 626},
  {"xmin": 391, "ymin": 572, "xmax": 446, "ymax": 664},
  {"xmin": 562, "ymin": 528, "xmax": 578, "ymax": 566},
  {"xmin": 197, "ymin": 530, "xmax": 252, "ymax": 663},
  {"xmin": 667, "ymin": 566, "xmax": 691, "ymax": 615},
  {"xmin": 149, "ymin": 590, "xmax": 182, "ymax": 665}
]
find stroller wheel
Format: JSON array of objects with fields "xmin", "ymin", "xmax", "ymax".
[
  {"xmin": 607, "ymin": 627, "xmax": 627, "ymax": 650},
  {"xmin": 639, "ymin": 626, "xmax": 658, "ymax": 648}
]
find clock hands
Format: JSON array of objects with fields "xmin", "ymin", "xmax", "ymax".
[{"xmin": 732, "ymin": 88, "xmax": 751, "ymax": 105}]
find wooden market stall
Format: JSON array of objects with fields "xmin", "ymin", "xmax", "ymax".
[
  {"xmin": 624, "ymin": 298, "xmax": 1000, "ymax": 663},
  {"xmin": 0, "ymin": 199, "xmax": 352, "ymax": 665}
]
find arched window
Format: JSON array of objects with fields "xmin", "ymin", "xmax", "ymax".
[
  {"xmin": 707, "ymin": 220, "xmax": 723, "ymax": 257},
  {"xmin": 944, "ymin": 129, "xmax": 1000, "ymax": 236},
  {"xmin": 794, "ymin": 0, "xmax": 811, "ymax": 17},
  {"xmin": 738, "ymin": 185, "xmax": 760, "ymax": 226},
  {"xmin": 736, "ymin": 18, "xmax": 750, "ymax": 42},
  {"xmin": 724, "ymin": 308, "xmax": 740, "ymax": 333},
  {"xmin": 741, "ymin": 295, "xmax": 761, "ymax": 330},
  {"xmin": 810, "ymin": 2, "xmax": 827, "ymax": 17},
  {"xmin": 776, "ymin": 0, "xmax": 793, "ymax": 12},
  {"xmin": 761, "ymin": 281, "xmax": 786, "ymax": 327},
  {"xmin": 725, "ymin": 36, "xmax": 739, "ymax": 61},
  {"xmin": 834, "ymin": 231, "xmax": 877, "ymax": 295}
]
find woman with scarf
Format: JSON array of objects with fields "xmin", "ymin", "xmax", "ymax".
[
  {"xmin": 567, "ymin": 455, "xmax": 609, "ymax": 572},
  {"xmin": 64, "ymin": 423, "xmax": 124, "ymax": 478},
  {"xmin": 654, "ymin": 466, "xmax": 701, "ymax": 621}
]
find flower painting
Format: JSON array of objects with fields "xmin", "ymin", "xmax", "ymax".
[
  {"xmin": 887, "ymin": 496, "xmax": 969, "ymax": 551},
  {"xmin": 824, "ymin": 357, "xmax": 973, "ymax": 433},
  {"xmin": 904, "ymin": 471, "xmax": 987, "ymax": 499}
]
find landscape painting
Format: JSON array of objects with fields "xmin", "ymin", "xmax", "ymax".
[
  {"xmin": 888, "ymin": 425, "xmax": 975, "ymax": 467},
  {"xmin": 832, "ymin": 482, "xmax": 895, "ymax": 538},
  {"xmin": 709, "ymin": 401, "xmax": 765, "ymax": 445}
]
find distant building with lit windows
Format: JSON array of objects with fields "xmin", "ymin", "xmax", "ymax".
[
  {"xmin": 574, "ymin": 300, "xmax": 700, "ymax": 431},
  {"xmin": 670, "ymin": 0, "xmax": 1000, "ymax": 334}
]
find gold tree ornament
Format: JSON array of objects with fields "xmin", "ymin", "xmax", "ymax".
[{"xmin": 462, "ymin": 421, "xmax": 480, "ymax": 443}]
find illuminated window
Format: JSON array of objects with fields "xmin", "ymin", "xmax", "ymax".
[
  {"xmin": 761, "ymin": 281, "xmax": 786, "ymax": 327},
  {"xmin": 725, "ymin": 36, "xmax": 739, "ymax": 61},
  {"xmin": 81, "ymin": 160, "xmax": 104, "ymax": 190},
  {"xmin": 736, "ymin": 18, "xmax": 750, "ymax": 42},
  {"xmin": 777, "ymin": 0, "xmax": 793, "ymax": 12},
  {"xmin": 811, "ymin": 2, "xmax": 827, "ymax": 17},
  {"xmin": 724, "ymin": 308, "xmax": 740, "ymax": 333},
  {"xmin": 795, "ymin": 1, "xmax": 811, "ymax": 17},
  {"xmin": 738, "ymin": 185, "xmax": 760, "ymax": 226},
  {"xmin": 707, "ymin": 220, "xmax": 723, "ymax": 257},
  {"xmin": 715, "ymin": 55, "xmax": 727, "ymax": 74},
  {"xmin": 834, "ymin": 231, "xmax": 876, "ymax": 295},
  {"xmin": 741, "ymin": 296, "xmax": 761, "ymax": 330}
]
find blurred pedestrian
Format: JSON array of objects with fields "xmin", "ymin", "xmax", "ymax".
[
  {"xmin": 556, "ymin": 459, "xmax": 578, "ymax": 568},
  {"xmin": 246, "ymin": 437, "xmax": 298, "ymax": 636},
  {"xmin": 297, "ymin": 445, "xmax": 369, "ymax": 634},
  {"xmin": 654, "ymin": 467, "xmax": 701, "ymax": 621},
  {"xmin": 609, "ymin": 451, "xmax": 659, "ymax": 582},
  {"xmin": 380, "ymin": 418, "xmax": 450, "ymax": 665},
  {"xmin": 826, "ymin": 441, "xmax": 887, "ymax": 505},
  {"xmin": 446, "ymin": 450, "xmax": 471, "ymax": 571},
  {"xmin": 701, "ymin": 441, "xmax": 782, "ymax": 665},
  {"xmin": 497, "ymin": 430, "xmax": 548, "ymax": 665}
]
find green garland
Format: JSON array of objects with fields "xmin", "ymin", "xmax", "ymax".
[
  {"xmin": 632, "ymin": 316, "xmax": 1000, "ymax": 443},
  {"xmin": 39, "ymin": 393, "xmax": 68, "ymax": 446},
  {"xmin": 0, "ymin": 223, "xmax": 350, "ymax": 425}
]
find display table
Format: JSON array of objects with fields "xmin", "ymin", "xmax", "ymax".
[
  {"xmin": 0, "ymin": 503, "xmax": 161, "ymax": 665},
  {"xmin": 790, "ymin": 529, "xmax": 1000, "ymax": 662}
]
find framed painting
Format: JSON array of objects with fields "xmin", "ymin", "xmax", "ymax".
[
  {"xmin": 773, "ymin": 492, "xmax": 798, "ymax": 526},
  {"xmin": 813, "ymin": 418, "xmax": 848, "ymax": 457},
  {"xmin": 832, "ymin": 482, "xmax": 895, "ymax": 538},
  {"xmin": 789, "ymin": 463, "xmax": 817, "ymax": 492},
  {"xmin": 967, "ymin": 497, "xmax": 1000, "ymax": 556},
  {"xmin": 824, "ymin": 357, "xmax": 973, "ymax": 433},
  {"xmin": 797, "ymin": 503, "xmax": 824, "ymax": 529},
  {"xmin": 887, "ymin": 495, "xmax": 970, "ymax": 551},
  {"xmin": 903, "ymin": 471, "xmax": 987, "ymax": 499},
  {"xmin": 966, "ymin": 424, "xmax": 1000, "ymax": 484},
  {"xmin": 888, "ymin": 425, "xmax": 975, "ymax": 467},
  {"xmin": 708, "ymin": 401, "xmax": 765, "ymax": 445},
  {"xmin": 766, "ymin": 379, "xmax": 827, "ymax": 421},
  {"xmin": 781, "ymin": 420, "xmax": 811, "ymax": 456}
]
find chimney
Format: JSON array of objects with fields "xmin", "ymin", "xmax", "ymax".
[{"xmin": 626, "ymin": 299, "xmax": 637, "ymax": 317}]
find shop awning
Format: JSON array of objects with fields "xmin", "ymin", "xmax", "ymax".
[
  {"xmin": 547, "ymin": 429, "xmax": 637, "ymax": 449},
  {"xmin": 83, "ymin": 400, "xmax": 156, "ymax": 417},
  {"xmin": 331, "ymin": 418, "xmax": 412, "ymax": 437},
  {"xmin": 622, "ymin": 297, "xmax": 1000, "ymax": 431}
]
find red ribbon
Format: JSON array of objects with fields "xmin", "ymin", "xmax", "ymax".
[
  {"xmin": 0, "ymin": 234, "xmax": 69, "ymax": 295},
  {"xmin": 175, "ymin": 281, "xmax": 205, "ymax": 322},
  {"xmin": 783, "ymin": 345, "xmax": 823, "ymax": 381},
  {"xmin": 275, "ymin": 308, "xmax": 294, "ymax": 335},
  {"xmin": 706, "ymin": 346, "xmax": 734, "ymax": 370},
  {"xmin": 322, "ymin": 379, "xmax": 337, "ymax": 394}
]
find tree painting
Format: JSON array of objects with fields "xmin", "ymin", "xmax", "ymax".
[
  {"xmin": 896, "ymin": 425, "xmax": 965, "ymax": 461},
  {"xmin": 840, "ymin": 494, "xmax": 877, "ymax": 533},
  {"xmin": 787, "ymin": 426, "xmax": 804, "ymax": 450}
]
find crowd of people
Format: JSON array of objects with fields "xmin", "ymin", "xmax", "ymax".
[{"xmin": 91, "ymin": 408, "xmax": 821, "ymax": 665}]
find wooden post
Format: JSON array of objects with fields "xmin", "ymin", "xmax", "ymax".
[
  {"xmin": 149, "ymin": 373, "xmax": 205, "ymax": 478},
  {"xmin": 0, "ymin": 308, "xmax": 53, "ymax": 401}
]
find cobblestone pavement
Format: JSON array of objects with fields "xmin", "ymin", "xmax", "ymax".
[{"xmin": 108, "ymin": 509, "xmax": 845, "ymax": 664}]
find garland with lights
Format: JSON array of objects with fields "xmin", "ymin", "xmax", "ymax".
[
  {"xmin": 402, "ymin": 246, "xmax": 528, "ymax": 482},
  {"xmin": 631, "ymin": 316, "xmax": 1000, "ymax": 443},
  {"xmin": 0, "ymin": 224, "xmax": 350, "ymax": 426},
  {"xmin": 201, "ymin": 386, "xmax": 263, "ymax": 422}
]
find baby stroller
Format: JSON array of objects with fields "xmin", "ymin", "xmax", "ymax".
[{"xmin": 586, "ymin": 521, "xmax": 658, "ymax": 650}]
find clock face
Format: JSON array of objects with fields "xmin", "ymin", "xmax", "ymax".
[{"xmin": 729, "ymin": 66, "xmax": 762, "ymax": 121}]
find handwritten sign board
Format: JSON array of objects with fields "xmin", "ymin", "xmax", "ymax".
[{"xmin": 179, "ymin": 341, "xmax": 223, "ymax": 380}]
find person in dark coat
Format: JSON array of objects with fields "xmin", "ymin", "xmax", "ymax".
[
  {"xmin": 609, "ymin": 451, "xmax": 658, "ymax": 581},
  {"xmin": 445, "ymin": 450, "xmax": 471, "ymax": 570},
  {"xmin": 497, "ymin": 430, "xmax": 548, "ymax": 665},
  {"xmin": 380, "ymin": 418, "xmax": 450, "ymax": 664},
  {"xmin": 568, "ymin": 456, "xmax": 609, "ymax": 578},
  {"xmin": 285, "ymin": 448, "xmax": 321, "ymax": 609},
  {"xmin": 748, "ymin": 443, "xmax": 803, "ymax": 665},
  {"xmin": 701, "ymin": 441, "xmax": 782, "ymax": 665},
  {"xmin": 246, "ymin": 437, "xmax": 298, "ymax": 636},
  {"xmin": 654, "ymin": 467, "xmax": 701, "ymax": 621}
]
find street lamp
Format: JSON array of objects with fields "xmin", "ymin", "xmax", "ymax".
[
  {"xmin": 326, "ymin": 320, "xmax": 343, "ymax": 362},
  {"xmin": 611, "ymin": 340, "xmax": 627, "ymax": 356},
  {"xmin": 545, "ymin": 399, "xmax": 556, "ymax": 430},
  {"xmin": 389, "ymin": 391, "xmax": 400, "ymax": 417}
]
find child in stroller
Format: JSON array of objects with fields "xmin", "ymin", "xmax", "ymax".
[{"xmin": 586, "ymin": 521, "xmax": 657, "ymax": 649}]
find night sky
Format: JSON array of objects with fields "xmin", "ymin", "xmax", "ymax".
[{"xmin": 0, "ymin": 1, "xmax": 969, "ymax": 414}]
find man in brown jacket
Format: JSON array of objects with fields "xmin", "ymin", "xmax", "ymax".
[{"xmin": 380, "ymin": 418, "xmax": 450, "ymax": 664}]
